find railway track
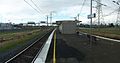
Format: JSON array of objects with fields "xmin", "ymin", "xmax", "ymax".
[{"xmin": 4, "ymin": 30, "xmax": 53, "ymax": 63}]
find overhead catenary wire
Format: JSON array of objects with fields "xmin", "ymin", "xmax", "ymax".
[
  {"xmin": 30, "ymin": 0, "xmax": 44, "ymax": 14},
  {"xmin": 75, "ymin": 0, "xmax": 86, "ymax": 20},
  {"xmin": 79, "ymin": 0, "xmax": 87, "ymax": 16},
  {"xmin": 24, "ymin": 0, "xmax": 41, "ymax": 15},
  {"xmin": 93, "ymin": 0, "xmax": 116, "ymax": 10},
  {"xmin": 30, "ymin": 0, "xmax": 55, "ymax": 24},
  {"xmin": 103, "ymin": 9, "xmax": 118, "ymax": 17},
  {"xmin": 24, "ymin": 0, "xmax": 45, "ymax": 23},
  {"xmin": 94, "ymin": 0, "xmax": 107, "ymax": 6},
  {"xmin": 108, "ymin": 0, "xmax": 117, "ymax": 6}
]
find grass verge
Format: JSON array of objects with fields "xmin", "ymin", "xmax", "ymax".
[
  {"xmin": 79, "ymin": 28, "xmax": 120, "ymax": 40},
  {"xmin": 0, "ymin": 29, "xmax": 46, "ymax": 52}
]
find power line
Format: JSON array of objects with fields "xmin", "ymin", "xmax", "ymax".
[
  {"xmin": 94, "ymin": 0, "xmax": 107, "ymax": 6},
  {"xmin": 30, "ymin": 0, "xmax": 44, "ymax": 13},
  {"xmin": 94, "ymin": 0, "xmax": 116, "ymax": 10},
  {"xmin": 105, "ymin": 0, "xmax": 117, "ymax": 10},
  {"xmin": 24, "ymin": 0, "xmax": 41, "ymax": 14},
  {"xmin": 103, "ymin": 9, "xmax": 118, "ymax": 17},
  {"xmin": 108, "ymin": 0, "xmax": 117, "ymax": 6},
  {"xmin": 79, "ymin": 0, "xmax": 87, "ymax": 16},
  {"xmin": 76, "ymin": 0, "xmax": 86, "ymax": 20}
]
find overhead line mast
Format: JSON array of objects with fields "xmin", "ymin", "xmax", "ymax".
[
  {"xmin": 97, "ymin": 0, "xmax": 101, "ymax": 26},
  {"xmin": 113, "ymin": 0, "xmax": 120, "ymax": 25},
  {"xmin": 93, "ymin": 0, "xmax": 107, "ymax": 26}
]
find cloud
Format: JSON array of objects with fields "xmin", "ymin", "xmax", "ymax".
[
  {"xmin": 0, "ymin": 0, "xmax": 119, "ymax": 24},
  {"xmin": 31, "ymin": 0, "xmax": 88, "ymax": 13}
]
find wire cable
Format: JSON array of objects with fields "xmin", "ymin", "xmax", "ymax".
[
  {"xmin": 30, "ymin": 0, "xmax": 44, "ymax": 13},
  {"xmin": 108, "ymin": 0, "xmax": 117, "ymax": 6},
  {"xmin": 94, "ymin": 0, "xmax": 116, "ymax": 10},
  {"xmin": 79, "ymin": 0, "xmax": 87, "ymax": 16},
  {"xmin": 24, "ymin": 0, "xmax": 41, "ymax": 14},
  {"xmin": 75, "ymin": 0, "xmax": 87, "ymax": 20},
  {"xmin": 103, "ymin": 9, "xmax": 118, "ymax": 17}
]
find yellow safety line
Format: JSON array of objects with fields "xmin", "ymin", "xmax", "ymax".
[{"xmin": 53, "ymin": 32, "xmax": 56, "ymax": 63}]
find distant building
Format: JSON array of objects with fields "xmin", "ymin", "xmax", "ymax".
[
  {"xmin": 27, "ymin": 22, "xmax": 36, "ymax": 26},
  {"xmin": 0, "ymin": 23, "xmax": 14, "ymax": 30},
  {"xmin": 56, "ymin": 20, "xmax": 77, "ymax": 34}
]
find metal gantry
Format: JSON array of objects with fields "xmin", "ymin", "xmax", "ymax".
[
  {"xmin": 113, "ymin": 0, "xmax": 120, "ymax": 25},
  {"xmin": 93, "ymin": 0, "xmax": 106, "ymax": 26}
]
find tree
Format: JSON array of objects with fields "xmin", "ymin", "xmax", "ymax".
[{"xmin": 108, "ymin": 23, "xmax": 114, "ymax": 27}]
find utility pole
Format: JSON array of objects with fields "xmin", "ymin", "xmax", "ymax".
[
  {"xmin": 90, "ymin": 0, "xmax": 93, "ymax": 44},
  {"xmin": 0, "ymin": 16, "xmax": 2, "ymax": 23},
  {"xmin": 39, "ymin": 21, "xmax": 40, "ymax": 26},
  {"xmin": 46, "ymin": 15, "xmax": 49, "ymax": 26},
  {"xmin": 50, "ymin": 12, "xmax": 52, "ymax": 26},
  {"xmin": 90, "ymin": 0, "xmax": 93, "ymax": 24},
  {"xmin": 90, "ymin": 0, "xmax": 94, "ymax": 63},
  {"xmin": 77, "ymin": 14, "xmax": 79, "ymax": 21}
]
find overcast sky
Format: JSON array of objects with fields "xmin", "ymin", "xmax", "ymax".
[{"xmin": 0, "ymin": 0, "xmax": 119, "ymax": 24}]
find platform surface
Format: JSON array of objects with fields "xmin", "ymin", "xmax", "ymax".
[{"xmin": 46, "ymin": 29, "xmax": 120, "ymax": 63}]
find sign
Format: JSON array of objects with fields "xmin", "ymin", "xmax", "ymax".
[
  {"xmin": 40, "ymin": 21, "xmax": 46, "ymax": 23},
  {"xmin": 87, "ymin": 15, "xmax": 91, "ymax": 19},
  {"xmin": 87, "ymin": 13, "xmax": 96, "ymax": 19}
]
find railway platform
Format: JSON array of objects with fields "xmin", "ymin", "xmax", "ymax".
[
  {"xmin": 34, "ymin": 29, "xmax": 120, "ymax": 63},
  {"xmin": 45, "ymin": 30, "xmax": 87, "ymax": 63},
  {"xmin": 45, "ymin": 29, "xmax": 120, "ymax": 63}
]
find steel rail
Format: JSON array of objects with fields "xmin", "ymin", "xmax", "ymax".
[{"xmin": 5, "ymin": 30, "xmax": 53, "ymax": 63}]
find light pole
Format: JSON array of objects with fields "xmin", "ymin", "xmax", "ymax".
[
  {"xmin": 0, "ymin": 16, "xmax": 2, "ymax": 23},
  {"xmin": 77, "ymin": 14, "xmax": 80, "ymax": 21},
  {"xmin": 90, "ymin": 0, "xmax": 93, "ymax": 44},
  {"xmin": 90, "ymin": 0, "xmax": 93, "ymax": 25},
  {"xmin": 50, "ymin": 12, "xmax": 52, "ymax": 26},
  {"xmin": 46, "ymin": 15, "xmax": 49, "ymax": 26}
]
